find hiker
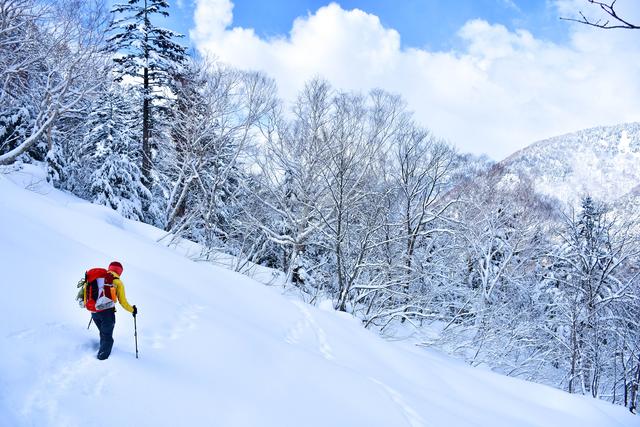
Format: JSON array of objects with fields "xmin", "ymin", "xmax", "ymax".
[{"xmin": 77, "ymin": 261, "xmax": 137, "ymax": 360}]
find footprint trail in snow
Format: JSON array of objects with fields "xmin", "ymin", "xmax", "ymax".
[{"xmin": 285, "ymin": 300, "xmax": 335, "ymax": 361}]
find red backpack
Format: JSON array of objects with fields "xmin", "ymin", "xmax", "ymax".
[{"xmin": 84, "ymin": 268, "xmax": 118, "ymax": 312}]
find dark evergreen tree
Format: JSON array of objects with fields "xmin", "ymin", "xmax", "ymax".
[
  {"xmin": 82, "ymin": 84, "xmax": 151, "ymax": 221},
  {"xmin": 107, "ymin": 0, "xmax": 187, "ymax": 189}
]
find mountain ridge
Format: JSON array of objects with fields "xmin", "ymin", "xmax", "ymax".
[{"xmin": 495, "ymin": 122, "xmax": 640, "ymax": 204}]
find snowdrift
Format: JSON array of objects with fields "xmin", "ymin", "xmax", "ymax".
[{"xmin": 0, "ymin": 166, "xmax": 636, "ymax": 427}]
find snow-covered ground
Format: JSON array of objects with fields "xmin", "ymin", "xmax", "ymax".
[{"xmin": 0, "ymin": 165, "xmax": 636, "ymax": 427}]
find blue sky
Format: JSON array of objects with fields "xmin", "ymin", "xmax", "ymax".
[
  {"xmin": 228, "ymin": 0, "xmax": 572, "ymax": 49},
  {"xmin": 166, "ymin": 0, "xmax": 571, "ymax": 51},
  {"xmin": 123, "ymin": 0, "xmax": 640, "ymax": 159}
]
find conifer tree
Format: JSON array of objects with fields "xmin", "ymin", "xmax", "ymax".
[
  {"xmin": 83, "ymin": 85, "xmax": 151, "ymax": 221},
  {"xmin": 108, "ymin": 0, "xmax": 187, "ymax": 188}
]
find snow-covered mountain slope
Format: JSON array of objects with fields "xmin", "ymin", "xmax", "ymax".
[
  {"xmin": 0, "ymin": 165, "xmax": 636, "ymax": 427},
  {"xmin": 498, "ymin": 122, "xmax": 640, "ymax": 204}
]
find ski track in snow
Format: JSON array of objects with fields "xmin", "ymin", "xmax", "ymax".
[
  {"xmin": 285, "ymin": 301, "xmax": 335, "ymax": 361},
  {"xmin": 150, "ymin": 304, "xmax": 204, "ymax": 349},
  {"xmin": 369, "ymin": 377, "xmax": 427, "ymax": 427},
  {"xmin": 285, "ymin": 302, "xmax": 425, "ymax": 426}
]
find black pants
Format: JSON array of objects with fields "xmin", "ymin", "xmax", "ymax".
[{"xmin": 92, "ymin": 308, "xmax": 115, "ymax": 360}]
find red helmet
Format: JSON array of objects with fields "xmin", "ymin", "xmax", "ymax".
[{"xmin": 108, "ymin": 261, "xmax": 123, "ymax": 276}]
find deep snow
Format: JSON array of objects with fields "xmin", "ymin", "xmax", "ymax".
[{"xmin": 0, "ymin": 165, "xmax": 636, "ymax": 427}]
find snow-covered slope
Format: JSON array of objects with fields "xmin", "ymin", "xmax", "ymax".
[
  {"xmin": 0, "ymin": 166, "xmax": 636, "ymax": 427},
  {"xmin": 498, "ymin": 122, "xmax": 640, "ymax": 204}
]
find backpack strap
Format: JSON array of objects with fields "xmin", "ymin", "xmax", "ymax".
[{"xmin": 107, "ymin": 272, "xmax": 118, "ymax": 302}]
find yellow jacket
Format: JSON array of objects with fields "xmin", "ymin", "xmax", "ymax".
[
  {"xmin": 110, "ymin": 272, "xmax": 134, "ymax": 313},
  {"xmin": 77, "ymin": 271, "xmax": 134, "ymax": 313}
]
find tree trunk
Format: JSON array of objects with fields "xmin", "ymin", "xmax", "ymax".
[
  {"xmin": 142, "ymin": 1, "xmax": 152, "ymax": 187},
  {"xmin": 569, "ymin": 314, "xmax": 578, "ymax": 394},
  {"xmin": 630, "ymin": 360, "xmax": 640, "ymax": 413},
  {"xmin": 142, "ymin": 65, "xmax": 151, "ymax": 185}
]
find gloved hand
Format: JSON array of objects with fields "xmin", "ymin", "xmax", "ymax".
[{"xmin": 132, "ymin": 305, "xmax": 138, "ymax": 317}]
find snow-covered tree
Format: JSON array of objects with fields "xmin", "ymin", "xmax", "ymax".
[
  {"xmin": 547, "ymin": 196, "xmax": 640, "ymax": 400},
  {"xmin": 250, "ymin": 79, "xmax": 334, "ymax": 290},
  {"xmin": 316, "ymin": 90, "xmax": 393, "ymax": 312},
  {"xmin": 81, "ymin": 84, "xmax": 150, "ymax": 221},
  {"xmin": 419, "ymin": 170, "xmax": 556, "ymax": 378},
  {"xmin": 108, "ymin": 0, "xmax": 187, "ymax": 186},
  {"xmin": 389, "ymin": 124, "xmax": 456, "ymax": 313},
  {"xmin": 158, "ymin": 59, "xmax": 277, "ymax": 252},
  {"xmin": 0, "ymin": 0, "xmax": 106, "ymax": 166}
]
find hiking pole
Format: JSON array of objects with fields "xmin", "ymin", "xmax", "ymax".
[
  {"xmin": 134, "ymin": 314, "xmax": 139, "ymax": 359},
  {"xmin": 87, "ymin": 317, "xmax": 93, "ymax": 330}
]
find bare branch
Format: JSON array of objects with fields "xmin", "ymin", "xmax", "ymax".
[{"xmin": 561, "ymin": 0, "xmax": 639, "ymax": 29}]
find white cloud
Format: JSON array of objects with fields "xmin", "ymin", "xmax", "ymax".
[{"xmin": 191, "ymin": 0, "xmax": 640, "ymax": 159}]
